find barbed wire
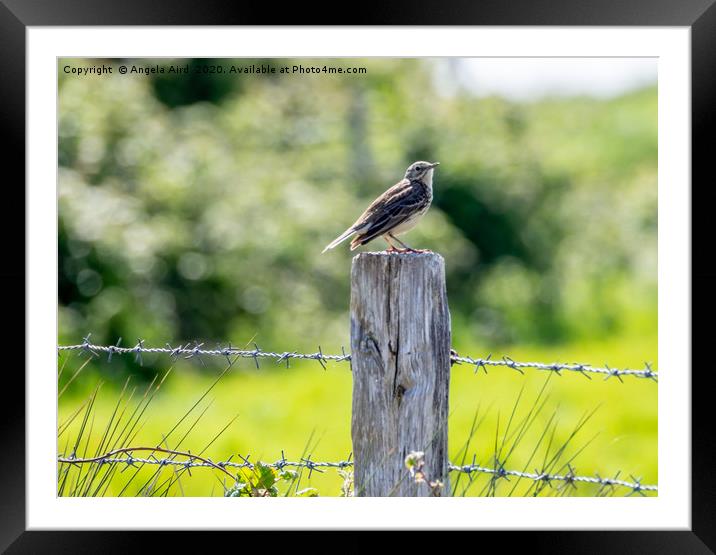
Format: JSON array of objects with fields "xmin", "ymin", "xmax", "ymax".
[
  {"xmin": 450, "ymin": 353, "xmax": 657, "ymax": 382},
  {"xmin": 57, "ymin": 447, "xmax": 656, "ymax": 495},
  {"xmin": 57, "ymin": 336, "xmax": 658, "ymax": 381},
  {"xmin": 449, "ymin": 461, "xmax": 657, "ymax": 495},
  {"xmin": 58, "ymin": 336, "xmax": 350, "ymax": 369},
  {"xmin": 57, "ymin": 447, "xmax": 352, "ymax": 480}
]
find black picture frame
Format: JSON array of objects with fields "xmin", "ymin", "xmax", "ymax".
[{"xmin": 2, "ymin": 0, "xmax": 712, "ymax": 551}]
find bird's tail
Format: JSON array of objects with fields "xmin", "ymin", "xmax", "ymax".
[{"xmin": 322, "ymin": 226, "xmax": 357, "ymax": 253}]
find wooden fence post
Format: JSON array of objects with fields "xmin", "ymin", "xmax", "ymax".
[{"xmin": 350, "ymin": 252, "xmax": 451, "ymax": 496}]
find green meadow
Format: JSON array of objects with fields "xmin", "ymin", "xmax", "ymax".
[{"xmin": 58, "ymin": 330, "xmax": 656, "ymax": 496}]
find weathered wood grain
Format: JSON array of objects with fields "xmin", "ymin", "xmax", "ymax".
[{"xmin": 350, "ymin": 252, "xmax": 451, "ymax": 496}]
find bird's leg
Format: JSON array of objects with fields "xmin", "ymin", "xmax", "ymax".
[
  {"xmin": 383, "ymin": 235, "xmax": 400, "ymax": 253},
  {"xmin": 389, "ymin": 234, "xmax": 429, "ymax": 253},
  {"xmin": 391, "ymin": 235, "xmax": 412, "ymax": 250}
]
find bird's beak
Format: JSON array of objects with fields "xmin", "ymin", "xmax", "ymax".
[{"xmin": 429, "ymin": 162, "xmax": 440, "ymax": 168}]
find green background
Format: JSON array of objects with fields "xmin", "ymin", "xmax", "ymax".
[{"xmin": 58, "ymin": 58, "xmax": 657, "ymax": 496}]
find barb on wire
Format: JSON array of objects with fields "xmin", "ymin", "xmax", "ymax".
[
  {"xmin": 57, "ymin": 339, "xmax": 658, "ymax": 381},
  {"xmin": 57, "ymin": 447, "xmax": 656, "ymax": 495}
]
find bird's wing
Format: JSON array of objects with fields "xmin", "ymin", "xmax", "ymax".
[{"xmin": 351, "ymin": 180, "xmax": 425, "ymax": 246}]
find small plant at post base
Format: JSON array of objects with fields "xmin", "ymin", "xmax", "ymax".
[
  {"xmin": 224, "ymin": 463, "xmax": 320, "ymax": 497},
  {"xmin": 225, "ymin": 462, "xmax": 280, "ymax": 497},
  {"xmin": 338, "ymin": 469, "xmax": 354, "ymax": 497},
  {"xmin": 405, "ymin": 451, "xmax": 444, "ymax": 496}
]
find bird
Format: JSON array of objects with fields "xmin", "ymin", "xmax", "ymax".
[{"xmin": 322, "ymin": 160, "xmax": 439, "ymax": 254}]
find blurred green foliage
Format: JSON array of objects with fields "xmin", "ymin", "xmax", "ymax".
[{"xmin": 58, "ymin": 58, "xmax": 656, "ymax": 371}]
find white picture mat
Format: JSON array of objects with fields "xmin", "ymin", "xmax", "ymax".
[{"xmin": 27, "ymin": 26, "xmax": 690, "ymax": 530}]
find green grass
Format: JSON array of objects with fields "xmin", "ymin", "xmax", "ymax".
[{"xmin": 57, "ymin": 331, "xmax": 657, "ymax": 497}]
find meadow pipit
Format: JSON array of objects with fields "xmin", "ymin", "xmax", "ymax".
[{"xmin": 322, "ymin": 160, "xmax": 439, "ymax": 253}]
